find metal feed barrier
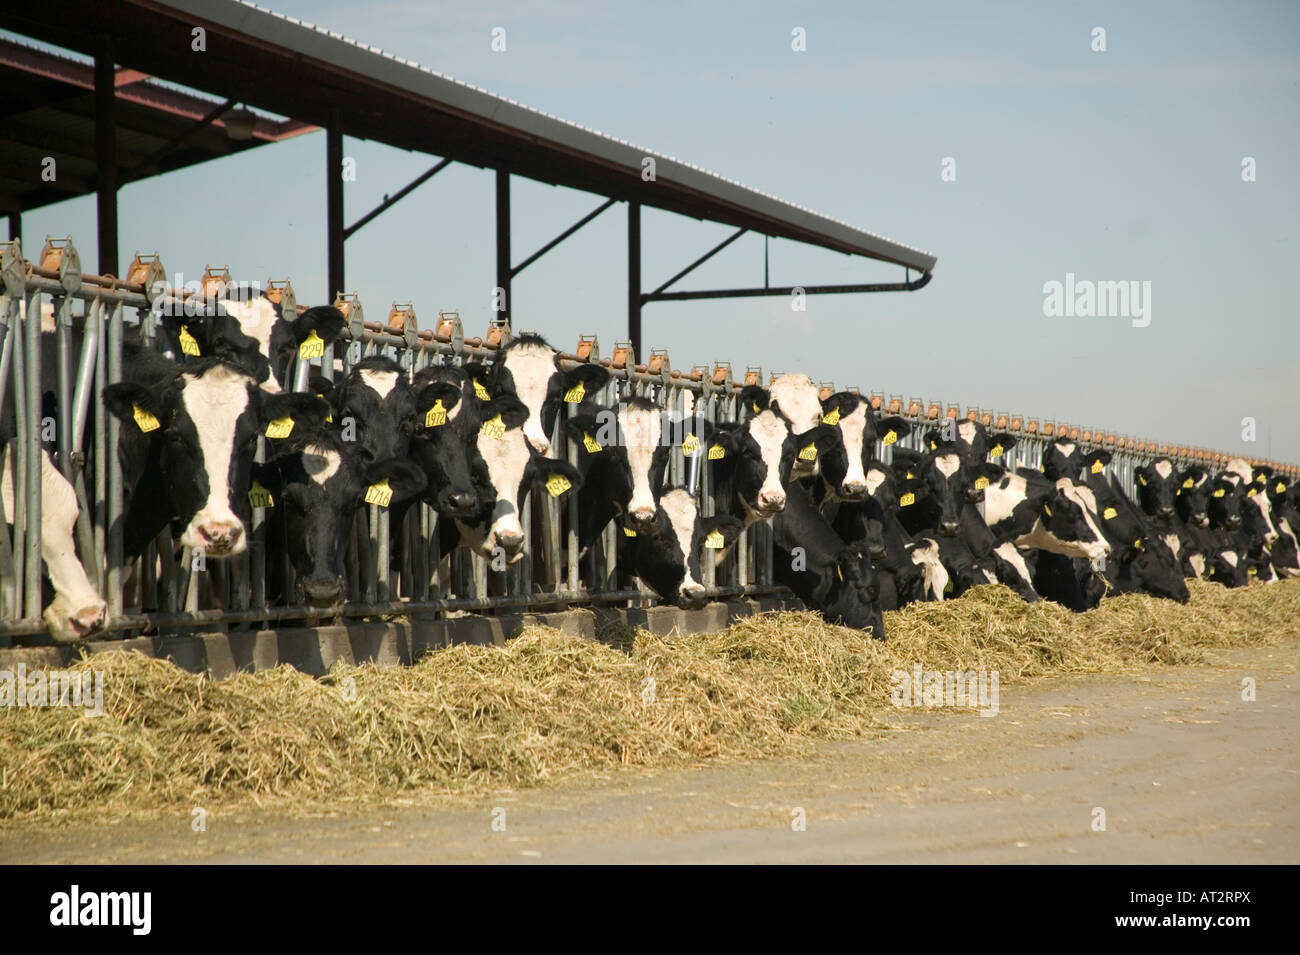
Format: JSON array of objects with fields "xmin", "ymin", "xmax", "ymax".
[{"xmin": 1, "ymin": 235, "xmax": 1296, "ymax": 641}]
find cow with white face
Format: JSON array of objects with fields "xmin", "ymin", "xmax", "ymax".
[
  {"xmin": 816, "ymin": 391, "xmax": 910, "ymax": 501},
  {"xmin": 155, "ymin": 292, "xmax": 345, "ymax": 393},
  {"xmin": 1262, "ymin": 473, "xmax": 1300, "ymax": 578},
  {"xmin": 482, "ymin": 334, "xmax": 611, "ymax": 455},
  {"xmin": 622, "ymin": 488, "xmax": 744, "ymax": 609},
  {"xmin": 564, "ymin": 397, "xmax": 673, "ymax": 535},
  {"xmin": 708, "ymin": 408, "xmax": 837, "ymax": 526},
  {"xmin": 761, "ymin": 373, "xmax": 835, "ymax": 478},
  {"xmin": 1, "ymin": 442, "xmax": 108, "ymax": 642},
  {"xmin": 451, "ymin": 395, "xmax": 582, "ymax": 562},
  {"xmin": 103, "ymin": 344, "xmax": 330, "ymax": 559}
]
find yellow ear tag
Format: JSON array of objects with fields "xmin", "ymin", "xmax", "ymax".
[
  {"xmin": 425, "ymin": 399, "xmax": 448, "ymax": 428},
  {"xmin": 582, "ymin": 432, "xmax": 602, "ymax": 454},
  {"xmin": 708, "ymin": 444, "xmax": 726, "ymax": 460},
  {"xmin": 906, "ymin": 471, "xmax": 915, "ymax": 480},
  {"xmin": 480, "ymin": 414, "xmax": 506, "ymax": 440},
  {"xmin": 563, "ymin": 381, "xmax": 585, "ymax": 403},
  {"xmin": 988, "ymin": 443, "xmax": 1003, "ymax": 458},
  {"xmin": 265, "ymin": 417, "xmax": 294, "ymax": 439},
  {"xmin": 821, "ymin": 408, "xmax": 840, "ymax": 426},
  {"xmin": 682, "ymin": 433, "xmax": 701, "ymax": 456},
  {"xmin": 1091, "ymin": 459, "xmax": 1105, "ymax": 474},
  {"xmin": 1103, "ymin": 506, "xmax": 1117, "ymax": 520},
  {"xmin": 1133, "ymin": 538, "xmax": 1144, "ymax": 550},
  {"xmin": 248, "ymin": 481, "xmax": 275, "ymax": 509},
  {"xmin": 752, "ymin": 401, "xmax": 760, "ymax": 413},
  {"xmin": 316, "ymin": 394, "xmax": 333, "ymax": 424},
  {"xmin": 836, "ymin": 564, "xmax": 844, "ymax": 581},
  {"xmin": 1182, "ymin": 477, "xmax": 1195, "ymax": 489},
  {"xmin": 1213, "ymin": 488, "xmax": 1225, "ymax": 498},
  {"xmin": 1044, "ymin": 504, "xmax": 1053, "ymax": 516},
  {"xmin": 704, "ymin": 529, "xmax": 726, "ymax": 549},
  {"xmin": 298, "ymin": 329, "xmax": 325, "ymax": 360},
  {"xmin": 882, "ymin": 430, "xmax": 898, "ymax": 446},
  {"xmin": 364, "ymin": 478, "xmax": 393, "ymax": 507},
  {"xmin": 178, "ymin": 325, "xmax": 201, "ymax": 356},
  {"xmin": 623, "ymin": 526, "xmax": 637, "ymax": 538},
  {"xmin": 1137, "ymin": 474, "xmax": 1147, "ymax": 486},
  {"xmin": 1277, "ymin": 482, "xmax": 1287, "ymax": 494},
  {"xmin": 898, "ymin": 492, "xmax": 915, "ymax": 508},
  {"xmin": 1248, "ymin": 565, "xmax": 1258, "ymax": 576},
  {"xmin": 1247, "ymin": 487, "xmax": 1257, "ymax": 497},
  {"xmin": 132, "ymin": 404, "xmax": 161, "ymax": 433},
  {"xmin": 974, "ymin": 476, "xmax": 989, "ymax": 491},
  {"xmin": 473, "ymin": 380, "xmax": 490, "ymax": 400},
  {"xmin": 545, "ymin": 474, "xmax": 571, "ymax": 497},
  {"xmin": 798, "ymin": 442, "xmax": 818, "ymax": 462},
  {"xmin": 929, "ymin": 440, "xmax": 937, "ymax": 450}
]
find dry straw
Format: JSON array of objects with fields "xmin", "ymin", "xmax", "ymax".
[{"xmin": 2, "ymin": 579, "xmax": 1296, "ymax": 823}]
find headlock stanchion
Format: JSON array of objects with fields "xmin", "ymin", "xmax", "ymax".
[{"xmin": 1, "ymin": 234, "xmax": 1297, "ymax": 643}]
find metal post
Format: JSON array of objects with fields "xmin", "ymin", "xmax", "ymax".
[
  {"xmin": 6, "ymin": 214, "xmax": 19, "ymax": 246},
  {"xmin": 495, "ymin": 170, "xmax": 511, "ymax": 325},
  {"xmin": 22, "ymin": 290, "xmax": 41, "ymax": 619},
  {"xmin": 628, "ymin": 201, "xmax": 641, "ymax": 358},
  {"xmin": 326, "ymin": 122, "xmax": 344, "ymax": 302},
  {"xmin": 94, "ymin": 45, "xmax": 118, "ymax": 277},
  {"xmin": 106, "ymin": 300, "xmax": 124, "ymax": 617}
]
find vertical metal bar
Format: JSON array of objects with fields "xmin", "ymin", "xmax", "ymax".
[
  {"xmin": 628, "ymin": 201, "xmax": 641, "ymax": 358},
  {"xmin": 23, "ymin": 290, "xmax": 42, "ymax": 620},
  {"xmin": 55, "ymin": 296, "xmax": 73, "ymax": 480},
  {"xmin": 93, "ymin": 297, "xmax": 107, "ymax": 594},
  {"xmin": 496, "ymin": 170, "xmax": 511, "ymax": 326},
  {"xmin": 106, "ymin": 300, "xmax": 124, "ymax": 618},
  {"xmin": 94, "ymin": 44, "xmax": 118, "ymax": 277},
  {"xmin": 327, "ymin": 121, "xmax": 345, "ymax": 302},
  {"xmin": 8, "ymin": 299, "xmax": 25, "ymax": 616}
]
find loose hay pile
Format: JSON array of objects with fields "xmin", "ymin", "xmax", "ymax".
[{"xmin": 2, "ymin": 579, "xmax": 1297, "ymax": 822}]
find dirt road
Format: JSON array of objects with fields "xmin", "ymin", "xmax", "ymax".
[{"xmin": 5, "ymin": 642, "xmax": 1297, "ymax": 864}]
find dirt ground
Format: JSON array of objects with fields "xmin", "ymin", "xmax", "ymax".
[{"xmin": 4, "ymin": 640, "xmax": 1297, "ymax": 864}]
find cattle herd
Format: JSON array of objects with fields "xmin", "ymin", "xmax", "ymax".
[{"xmin": 3, "ymin": 273, "xmax": 1299, "ymax": 647}]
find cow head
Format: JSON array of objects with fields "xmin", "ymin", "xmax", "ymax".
[
  {"xmin": 817, "ymin": 548, "xmax": 886, "ymax": 639},
  {"xmin": 458, "ymin": 395, "xmax": 582, "ymax": 561},
  {"xmin": 817, "ymin": 391, "xmax": 910, "ymax": 500},
  {"xmin": 409, "ymin": 367, "xmax": 479, "ymax": 519},
  {"xmin": 902, "ymin": 442, "xmax": 969, "ymax": 537},
  {"xmin": 104, "ymin": 354, "xmax": 330, "ymax": 557},
  {"xmin": 1174, "ymin": 466, "xmax": 1211, "ymax": 526},
  {"xmin": 627, "ymin": 488, "xmax": 743, "ymax": 609},
  {"xmin": 565, "ymin": 397, "xmax": 679, "ymax": 531},
  {"xmin": 1134, "ymin": 457, "xmax": 1182, "ymax": 519},
  {"xmin": 1240, "ymin": 482, "xmax": 1280, "ymax": 548},
  {"xmin": 709, "ymin": 410, "xmax": 809, "ymax": 519},
  {"xmin": 332, "ymin": 356, "xmax": 419, "ymax": 465},
  {"xmin": 490, "ymin": 334, "xmax": 611, "ymax": 455},
  {"xmin": 1207, "ymin": 477, "xmax": 1244, "ymax": 532},
  {"xmin": 1042, "ymin": 437, "xmax": 1083, "ymax": 481}
]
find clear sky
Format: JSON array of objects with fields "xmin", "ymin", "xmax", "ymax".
[{"xmin": 10, "ymin": 0, "xmax": 1300, "ymax": 461}]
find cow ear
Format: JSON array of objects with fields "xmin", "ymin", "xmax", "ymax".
[
  {"xmin": 890, "ymin": 447, "xmax": 922, "ymax": 477},
  {"xmin": 363, "ymin": 458, "xmax": 427, "ymax": 504},
  {"xmin": 1180, "ymin": 466, "xmax": 1207, "ymax": 487},
  {"xmin": 738, "ymin": 384, "xmax": 770, "ymax": 416},
  {"xmin": 307, "ymin": 374, "xmax": 336, "ymax": 405},
  {"xmin": 986, "ymin": 432, "xmax": 1017, "ymax": 458},
  {"xmin": 700, "ymin": 515, "xmax": 743, "ymax": 550},
  {"xmin": 289, "ymin": 305, "xmax": 346, "ymax": 347},
  {"xmin": 819, "ymin": 392, "xmax": 855, "ymax": 422},
  {"xmin": 463, "ymin": 362, "xmax": 494, "ymax": 400},
  {"xmin": 922, "ymin": 428, "xmax": 943, "ymax": 451},
  {"xmin": 154, "ymin": 310, "xmax": 208, "ymax": 358},
  {"xmin": 666, "ymin": 413, "xmax": 713, "ymax": 447},
  {"xmin": 415, "ymin": 382, "xmax": 462, "ymax": 426},
  {"xmin": 102, "ymin": 381, "xmax": 170, "ymax": 429},
  {"xmin": 251, "ymin": 459, "xmax": 285, "ymax": 498},
  {"xmin": 481, "ymin": 395, "xmax": 529, "ymax": 431},
  {"xmin": 972, "ymin": 461, "xmax": 1005, "ymax": 486},
  {"xmin": 528, "ymin": 458, "xmax": 582, "ymax": 498},
  {"xmin": 800, "ymin": 423, "xmax": 842, "ymax": 457},
  {"xmin": 876, "ymin": 415, "xmax": 910, "ymax": 447},
  {"xmin": 557, "ymin": 363, "xmax": 610, "ymax": 404},
  {"xmin": 564, "ymin": 405, "xmax": 609, "ymax": 452},
  {"xmin": 709, "ymin": 422, "xmax": 745, "ymax": 455},
  {"xmin": 259, "ymin": 391, "xmax": 332, "ymax": 435},
  {"xmin": 1083, "ymin": 449, "xmax": 1111, "ymax": 474}
]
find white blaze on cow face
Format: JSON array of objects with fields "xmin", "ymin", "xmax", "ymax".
[
  {"xmin": 473, "ymin": 427, "xmax": 532, "ymax": 558},
  {"xmin": 957, "ymin": 420, "xmax": 977, "ymax": 447},
  {"xmin": 864, "ymin": 466, "xmax": 888, "ymax": 499},
  {"xmin": 2, "ymin": 446, "xmax": 107, "ymax": 642},
  {"xmin": 909, "ymin": 539, "xmax": 949, "ymax": 601},
  {"xmin": 502, "ymin": 341, "xmax": 558, "ymax": 454},
  {"xmin": 994, "ymin": 541, "xmax": 1035, "ymax": 591},
  {"xmin": 747, "ymin": 411, "xmax": 790, "ymax": 518},
  {"xmin": 218, "ymin": 295, "xmax": 281, "ymax": 391},
  {"xmin": 660, "ymin": 488, "xmax": 707, "ymax": 601},
  {"xmin": 303, "ymin": 446, "xmax": 342, "ymax": 486},
  {"xmin": 1154, "ymin": 459, "xmax": 1173, "ymax": 480},
  {"xmin": 1163, "ymin": 532, "xmax": 1181, "ymax": 560},
  {"xmin": 1053, "ymin": 479, "xmax": 1110, "ymax": 560},
  {"xmin": 768, "ymin": 373, "xmax": 822, "ymax": 432},
  {"xmin": 1224, "ymin": 457, "xmax": 1253, "ymax": 485},
  {"xmin": 179, "ymin": 365, "xmax": 252, "ymax": 556},
  {"xmin": 1188, "ymin": 553, "xmax": 1207, "ymax": 578},
  {"xmin": 836, "ymin": 402, "xmax": 871, "ymax": 495},
  {"xmin": 358, "ymin": 368, "xmax": 399, "ymax": 400},
  {"xmin": 619, "ymin": 403, "xmax": 662, "ymax": 524},
  {"xmin": 1245, "ymin": 490, "xmax": 1280, "ymax": 544},
  {"xmin": 935, "ymin": 454, "xmax": 962, "ymax": 479}
]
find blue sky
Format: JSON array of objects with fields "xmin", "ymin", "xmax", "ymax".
[{"xmin": 11, "ymin": 0, "xmax": 1300, "ymax": 460}]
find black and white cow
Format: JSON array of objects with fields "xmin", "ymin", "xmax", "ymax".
[
  {"xmin": 621, "ymin": 487, "xmax": 744, "ymax": 608},
  {"xmin": 329, "ymin": 356, "xmax": 421, "ymax": 466},
  {"xmin": 405, "ymin": 366, "xmax": 480, "ymax": 520},
  {"xmin": 102, "ymin": 344, "xmax": 330, "ymax": 559},
  {"xmin": 816, "ymin": 391, "xmax": 911, "ymax": 501},
  {"xmin": 1262, "ymin": 472, "xmax": 1300, "ymax": 578}
]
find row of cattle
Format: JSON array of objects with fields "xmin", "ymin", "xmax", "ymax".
[{"xmin": 6, "ymin": 287, "xmax": 1299, "ymax": 644}]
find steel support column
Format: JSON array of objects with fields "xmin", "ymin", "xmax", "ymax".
[
  {"xmin": 93, "ymin": 43, "xmax": 118, "ymax": 277},
  {"xmin": 326, "ymin": 121, "xmax": 344, "ymax": 302},
  {"xmin": 6, "ymin": 213, "xmax": 18, "ymax": 244},
  {"xmin": 628, "ymin": 200, "xmax": 641, "ymax": 356},
  {"xmin": 496, "ymin": 170, "xmax": 511, "ymax": 325}
]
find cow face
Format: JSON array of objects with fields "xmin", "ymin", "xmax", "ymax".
[
  {"xmin": 257, "ymin": 440, "xmax": 426, "ymax": 607},
  {"xmin": 1040, "ymin": 481, "xmax": 1110, "ymax": 561},
  {"xmin": 458, "ymin": 396, "xmax": 582, "ymax": 561},
  {"xmin": 1175, "ymin": 467, "xmax": 1211, "ymax": 526},
  {"xmin": 1206, "ymin": 548, "xmax": 1250, "ymax": 588},
  {"xmin": 817, "ymin": 391, "xmax": 910, "ymax": 501},
  {"xmin": 1123, "ymin": 538, "xmax": 1191, "ymax": 602},
  {"xmin": 1240, "ymin": 483, "xmax": 1280, "ymax": 548},
  {"xmin": 1135, "ymin": 457, "xmax": 1181, "ymax": 519},
  {"xmin": 104, "ymin": 357, "xmax": 330, "ymax": 557},
  {"xmin": 819, "ymin": 549, "xmax": 886, "ymax": 638},
  {"xmin": 765, "ymin": 375, "xmax": 830, "ymax": 477},
  {"xmin": 155, "ymin": 304, "xmax": 272, "ymax": 387},
  {"xmin": 916, "ymin": 444, "xmax": 969, "ymax": 537},
  {"xmin": 628, "ymin": 488, "xmax": 742, "ymax": 608},
  {"xmin": 333, "ymin": 356, "xmax": 419, "ymax": 465},
  {"xmin": 710, "ymin": 411, "xmax": 797, "ymax": 519},
  {"xmin": 410, "ymin": 370, "xmax": 478, "ymax": 519},
  {"xmin": 492, "ymin": 334, "xmax": 611, "ymax": 455},
  {"xmin": 1207, "ymin": 477, "xmax": 1244, "ymax": 532},
  {"xmin": 858, "ymin": 462, "xmax": 898, "ymax": 560}
]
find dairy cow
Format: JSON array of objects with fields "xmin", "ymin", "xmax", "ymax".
[{"xmin": 621, "ymin": 488, "xmax": 744, "ymax": 608}]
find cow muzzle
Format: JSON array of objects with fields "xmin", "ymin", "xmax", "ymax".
[
  {"xmin": 301, "ymin": 576, "xmax": 344, "ymax": 608},
  {"xmin": 44, "ymin": 598, "xmax": 108, "ymax": 644},
  {"xmin": 938, "ymin": 521, "xmax": 960, "ymax": 538},
  {"xmin": 188, "ymin": 517, "xmax": 245, "ymax": 556},
  {"xmin": 678, "ymin": 582, "xmax": 707, "ymax": 610},
  {"xmin": 755, "ymin": 489, "xmax": 786, "ymax": 514},
  {"xmin": 840, "ymin": 480, "xmax": 868, "ymax": 500}
]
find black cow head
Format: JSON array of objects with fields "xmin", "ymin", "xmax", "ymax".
[
  {"xmin": 1042, "ymin": 437, "xmax": 1084, "ymax": 481},
  {"xmin": 625, "ymin": 488, "xmax": 743, "ymax": 609},
  {"xmin": 332, "ymin": 356, "xmax": 419, "ymax": 465},
  {"xmin": 487, "ymin": 333, "xmax": 611, "ymax": 455},
  {"xmin": 408, "ymin": 367, "xmax": 479, "ymax": 519},
  {"xmin": 817, "ymin": 391, "xmax": 910, "ymax": 500}
]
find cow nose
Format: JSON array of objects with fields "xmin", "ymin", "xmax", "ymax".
[
  {"xmin": 72, "ymin": 602, "xmax": 107, "ymax": 636},
  {"xmin": 679, "ymin": 582, "xmax": 707, "ymax": 609},
  {"xmin": 868, "ymin": 544, "xmax": 887, "ymax": 560},
  {"xmin": 496, "ymin": 528, "xmax": 524, "ymax": 552},
  {"xmin": 1227, "ymin": 516, "xmax": 1241, "ymax": 529},
  {"xmin": 842, "ymin": 481, "xmax": 867, "ymax": 499},
  {"xmin": 302, "ymin": 576, "xmax": 343, "ymax": 607},
  {"xmin": 449, "ymin": 492, "xmax": 475, "ymax": 516},
  {"xmin": 198, "ymin": 521, "xmax": 242, "ymax": 552},
  {"xmin": 630, "ymin": 506, "xmax": 656, "ymax": 527},
  {"xmin": 758, "ymin": 490, "xmax": 786, "ymax": 510},
  {"xmin": 939, "ymin": 521, "xmax": 960, "ymax": 537},
  {"xmin": 1158, "ymin": 506, "xmax": 1174, "ymax": 518},
  {"xmin": 528, "ymin": 436, "xmax": 550, "ymax": 455}
]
